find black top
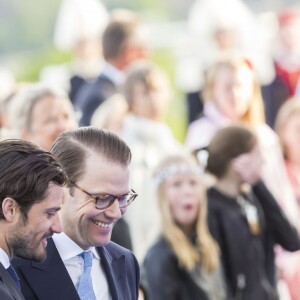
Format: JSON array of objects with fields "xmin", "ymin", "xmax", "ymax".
[
  {"xmin": 207, "ymin": 181, "xmax": 300, "ymax": 300},
  {"xmin": 142, "ymin": 237, "xmax": 210, "ymax": 300}
]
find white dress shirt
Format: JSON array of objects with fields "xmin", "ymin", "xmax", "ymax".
[
  {"xmin": 0, "ymin": 248, "xmax": 10, "ymax": 269},
  {"xmin": 52, "ymin": 232, "xmax": 111, "ymax": 300},
  {"xmin": 101, "ymin": 63, "xmax": 125, "ymax": 86}
]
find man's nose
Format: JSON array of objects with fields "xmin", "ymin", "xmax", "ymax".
[
  {"xmin": 104, "ymin": 199, "xmax": 123, "ymax": 219},
  {"xmin": 51, "ymin": 214, "xmax": 62, "ymax": 234}
]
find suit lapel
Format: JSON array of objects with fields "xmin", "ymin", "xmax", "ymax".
[
  {"xmin": 0, "ymin": 263, "xmax": 24, "ymax": 300},
  {"xmin": 18, "ymin": 239, "xmax": 80, "ymax": 300},
  {"xmin": 98, "ymin": 246, "xmax": 126, "ymax": 300}
]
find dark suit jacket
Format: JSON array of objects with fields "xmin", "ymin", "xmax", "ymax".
[
  {"xmin": 74, "ymin": 73, "xmax": 116, "ymax": 126},
  {"xmin": 0, "ymin": 263, "xmax": 25, "ymax": 300},
  {"xmin": 111, "ymin": 218, "xmax": 133, "ymax": 251},
  {"xmin": 12, "ymin": 239, "xmax": 140, "ymax": 300}
]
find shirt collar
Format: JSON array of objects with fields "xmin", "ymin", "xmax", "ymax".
[
  {"xmin": 101, "ymin": 62, "xmax": 125, "ymax": 85},
  {"xmin": 52, "ymin": 232, "xmax": 100, "ymax": 261},
  {"xmin": 0, "ymin": 248, "xmax": 10, "ymax": 269}
]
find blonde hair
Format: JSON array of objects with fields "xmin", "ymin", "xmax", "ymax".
[
  {"xmin": 203, "ymin": 55, "xmax": 265, "ymax": 128},
  {"xmin": 154, "ymin": 154, "xmax": 219, "ymax": 272},
  {"xmin": 275, "ymin": 97, "xmax": 300, "ymax": 158},
  {"xmin": 8, "ymin": 83, "xmax": 76, "ymax": 133}
]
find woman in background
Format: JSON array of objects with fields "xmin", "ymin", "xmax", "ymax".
[
  {"xmin": 8, "ymin": 83, "xmax": 77, "ymax": 151},
  {"xmin": 275, "ymin": 98, "xmax": 300, "ymax": 300},
  {"xmin": 206, "ymin": 125, "xmax": 300, "ymax": 299},
  {"xmin": 142, "ymin": 154, "xmax": 225, "ymax": 300},
  {"xmin": 185, "ymin": 55, "xmax": 299, "ymax": 231},
  {"xmin": 275, "ymin": 98, "xmax": 300, "ymax": 204}
]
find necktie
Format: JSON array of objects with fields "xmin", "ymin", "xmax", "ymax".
[
  {"xmin": 7, "ymin": 265, "xmax": 20, "ymax": 289},
  {"xmin": 77, "ymin": 251, "xmax": 96, "ymax": 300}
]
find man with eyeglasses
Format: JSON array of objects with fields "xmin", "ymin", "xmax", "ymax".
[{"xmin": 12, "ymin": 127, "xmax": 139, "ymax": 300}]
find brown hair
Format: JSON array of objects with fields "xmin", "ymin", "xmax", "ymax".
[
  {"xmin": 102, "ymin": 10, "xmax": 143, "ymax": 61},
  {"xmin": 122, "ymin": 61, "xmax": 170, "ymax": 110},
  {"xmin": 203, "ymin": 55, "xmax": 265, "ymax": 127},
  {"xmin": 154, "ymin": 154, "xmax": 219, "ymax": 272},
  {"xmin": 50, "ymin": 126, "xmax": 132, "ymax": 184},
  {"xmin": 0, "ymin": 139, "xmax": 66, "ymax": 219},
  {"xmin": 206, "ymin": 125, "xmax": 257, "ymax": 178}
]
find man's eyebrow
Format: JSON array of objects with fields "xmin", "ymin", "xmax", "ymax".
[{"xmin": 44, "ymin": 207, "xmax": 61, "ymax": 213}]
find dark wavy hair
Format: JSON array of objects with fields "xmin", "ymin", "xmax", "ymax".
[{"xmin": 0, "ymin": 139, "xmax": 67, "ymax": 219}]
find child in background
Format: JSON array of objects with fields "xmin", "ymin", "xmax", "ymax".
[
  {"xmin": 142, "ymin": 154, "xmax": 225, "ymax": 300},
  {"xmin": 121, "ymin": 61, "xmax": 183, "ymax": 261}
]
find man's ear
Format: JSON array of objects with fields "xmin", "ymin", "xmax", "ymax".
[{"xmin": 2, "ymin": 197, "xmax": 19, "ymax": 222}]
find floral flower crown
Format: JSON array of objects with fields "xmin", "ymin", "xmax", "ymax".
[{"xmin": 152, "ymin": 164, "xmax": 202, "ymax": 189}]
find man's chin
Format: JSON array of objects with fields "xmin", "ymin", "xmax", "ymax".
[
  {"xmin": 30, "ymin": 251, "xmax": 47, "ymax": 263},
  {"xmin": 17, "ymin": 249, "xmax": 47, "ymax": 263}
]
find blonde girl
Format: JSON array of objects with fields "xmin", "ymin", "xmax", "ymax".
[{"xmin": 142, "ymin": 154, "xmax": 225, "ymax": 300}]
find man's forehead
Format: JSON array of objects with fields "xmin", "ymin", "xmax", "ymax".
[
  {"xmin": 82, "ymin": 155, "xmax": 128, "ymax": 183},
  {"xmin": 31, "ymin": 184, "xmax": 64, "ymax": 210},
  {"xmin": 84, "ymin": 152, "xmax": 126, "ymax": 170}
]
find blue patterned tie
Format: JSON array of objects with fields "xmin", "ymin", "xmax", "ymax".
[
  {"xmin": 7, "ymin": 265, "xmax": 20, "ymax": 289},
  {"xmin": 77, "ymin": 251, "xmax": 96, "ymax": 300}
]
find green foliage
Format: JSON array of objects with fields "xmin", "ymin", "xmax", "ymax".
[
  {"xmin": 103, "ymin": 0, "xmax": 168, "ymax": 18},
  {"xmin": 152, "ymin": 48, "xmax": 187, "ymax": 143},
  {"xmin": 0, "ymin": 0, "xmax": 61, "ymax": 55},
  {"xmin": 15, "ymin": 48, "xmax": 72, "ymax": 82},
  {"xmin": 0, "ymin": 0, "xmax": 187, "ymax": 142}
]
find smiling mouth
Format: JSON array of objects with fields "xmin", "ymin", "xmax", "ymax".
[
  {"xmin": 43, "ymin": 233, "xmax": 54, "ymax": 240},
  {"xmin": 41, "ymin": 238, "xmax": 48, "ymax": 248},
  {"xmin": 92, "ymin": 220, "xmax": 113, "ymax": 228}
]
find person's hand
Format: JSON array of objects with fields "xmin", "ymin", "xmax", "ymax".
[{"xmin": 232, "ymin": 153, "xmax": 261, "ymax": 185}]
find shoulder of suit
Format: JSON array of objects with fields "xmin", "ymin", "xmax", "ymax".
[{"xmin": 102, "ymin": 241, "xmax": 134, "ymax": 257}]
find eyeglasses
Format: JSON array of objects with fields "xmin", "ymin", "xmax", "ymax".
[{"xmin": 69, "ymin": 181, "xmax": 138, "ymax": 210}]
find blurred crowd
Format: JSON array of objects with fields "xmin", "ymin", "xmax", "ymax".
[{"xmin": 2, "ymin": 0, "xmax": 300, "ymax": 299}]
